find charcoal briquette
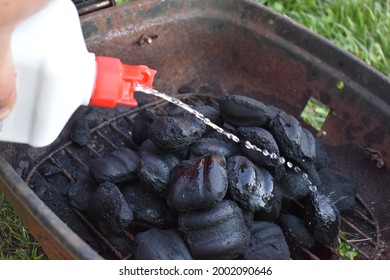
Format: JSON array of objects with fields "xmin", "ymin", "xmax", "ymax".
[
  {"xmin": 149, "ymin": 112, "xmax": 206, "ymax": 152},
  {"xmin": 87, "ymin": 182, "xmax": 134, "ymax": 235},
  {"xmin": 167, "ymin": 152, "xmax": 228, "ymax": 212},
  {"xmin": 304, "ymin": 191, "xmax": 341, "ymax": 245},
  {"xmin": 189, "ymin": 137, "xmax": 240, "ymax": 159},
  {"xmin": 67, "ymin": 167, "xmax": 97, "ymax": 211},
  {"xmin": 89, "ymin": 147, "xmax": 140, "ymax": 183},
  {"xmin": 178, "ymin": 200, "xmax": 250, "ymax": 259},
  {"xmin": 132, "ymin": 109, "xmax": 158, "ymax": 146},
  {"xmin": 243, "ymin": 221, "xmax": 290, "ymax": 260},
  {"xmin": 135, "ymin": 229, "xmax": 193, "ymax": 260},
  {"xmin": 227, "ymin": 155, "xmax": 274, "ymax": 212},
  {"xmin": 279, "ymin": 214, "xmax": 316, "ymax": 248},
  {"xmin": 237, "ymin": 126, "xmax": 282, "ymax": 169},
  {"xmin": 279, "ymin": 169, "xmax": 312, "ymax": 200},
  {"xmin": 314, "ymin": 137, "xmax": 330, "ymax": 170},
  {"xmin": 138, "ymin": 143, "xmax": 181, "ymax": 198},
  {"xmin": 270, "ymin": 112, "xmax": 316, "ymax": 167},
  {"xmin": 219, "ymin": 95, "xmax": 273, "ymax": 127},
  {"xmin": 121, "ymin": 180, "xmax": 177, "ymax": 226}
]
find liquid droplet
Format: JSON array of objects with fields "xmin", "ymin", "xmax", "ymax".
[
  {"xmin": 294, "ymin": 166, "xmax": 302, "ymax": 173},
  {"xmin": 278, "ymin": 156, "xmax": 286, "ymax": 165},
  {"xmin": 309, "ymin": 185, "xmax": 317, "ymax": 192},
  {"xmin": 287, "ymin": 161, "xmax": 293, "ymax": 168},
  {"xmin": 270, "ymin": 153, "xmax": 278, "ymax": 160},
  {"xmin": 302, "ymin": 173, "xmax": 309, "ymax": 179},
  {"xmin": 263, "ymin": 149, "xmax": 270, "ymax": 156}
]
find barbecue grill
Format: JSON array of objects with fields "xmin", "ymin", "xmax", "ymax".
[{"xmin": 0, "ymin": 0, "xmax": 389, "ymax": 259}]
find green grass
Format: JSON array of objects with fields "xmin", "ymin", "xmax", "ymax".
[
  {"xmin": 0, "ymin": 192, "xmax": 46, "ymax": 260},
  {"xmin": 1, "ymin": 0, "xmax": 388, "ymax": 259},
  {"xmin": 256, "ymin": 0, "xmax": 390, "ymax": 76}
]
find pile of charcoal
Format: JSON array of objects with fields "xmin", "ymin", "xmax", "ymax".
[{"xmin": 67, "ymin": 94, "xmax": 357, "ymax": 259}]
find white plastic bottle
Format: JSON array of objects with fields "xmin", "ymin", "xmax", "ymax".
[{"xmin": 0, "ymin": 0, "xmax": 156, "ymax": 147}]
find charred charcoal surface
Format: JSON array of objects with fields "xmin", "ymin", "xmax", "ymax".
[
  {"xmin": 279, "ymin": 214, "xmax": 316, "ymax": 249},
  {"xmin": 304, "ymin": 192, "xmax": 340, "ymax": 245},
  {"xmin": 132, "ymin": 109, "xmax": 158, "ymax": 146},
  {"xmin": 189, "ymin": 137, "xmax": 240, "ymax": 159},
  {"xmin": 67, "ymin": 167, "xmax": 97, "ymax": 211},
  {"xmin": 243, "ymin": 221, "xmax": 290, "ymax": 260},
  {"xmin": 87, "ymin": 182, "xmax": 134, "ymax": 235},
  {"xmin": 219, "ymin": 95, "xmax": 274, "ymax": 127},
  {"xmin": 178, "ymin": 200, "xmax": 250, "ymax": 259},
  {"xmin": 121, "ymin": 180, "xmax": 177, "ymax": 227},
  {"xmin": 168, "ymin": 152, "xmax": 228, "ymax": 212},
  {"xmin": 227, "ymin": 155, "xmax": 274, "ymax": 212},
  {"xmin": 89, "ymin": 147, "xmax": 140, "ymax": 183},
  {"xmin": 135, "ymin": 229, "xmax": 193, "ymax": 260},
  {"xmin": 149, "ymin": 112, "xmax": 206, "ymax": 152},
  {"xmin": 138, "ymin": 143, "xmax": 181, "ymax": 198}
]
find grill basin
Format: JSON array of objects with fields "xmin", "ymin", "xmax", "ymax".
[{"xmin": 0, "ymin": 0, "xmax": 389, "ymax": 259}]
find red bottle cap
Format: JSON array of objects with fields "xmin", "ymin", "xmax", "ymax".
[{"xmin": 90, "ymin": 56, "xmax": 157, "ymax": 108}]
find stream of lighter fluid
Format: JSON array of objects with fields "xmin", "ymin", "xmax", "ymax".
[{"xmin": 135, "ymin": 84, "xmax": 317, "ymax": 192}]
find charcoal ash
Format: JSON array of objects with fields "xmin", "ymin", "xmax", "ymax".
[
  {"xmin": 219, "ymin": 95, "xmax": 274, "ymax": 127},
  {"xmin": 178, "ymin": 200, "xmax": 250, "ymax": 259},
  {"xmin": 67, "ymin": 167, "xmax": 98, "ymax": 211},
  {"xmin": 121, "ymin": 180, "xmax": 177, "ymax": 227},
  {"xmin": 149, "ymin": 111, "xmax": 206, "ymax": 152},
  {"xmin": 89, "ymin": 147, "xmax": 140, "ymax": 183},
  {"xmin": 87, "ymin": 182, "xmax": 134, "ymax": 235},
  {"xmin": 189, "ymin": 137, "xmax": 240, "ymax": 159},
  {"xmin": 279, "ymin": 214, "xmax": 316, "ymax": 249},
  {"xmin": 135, "ymin": 229, "xmax": 193, "ymax": 260},
  {"xmin": 243, "ymin": 221, "xmax": 290, "ymax": 260},
  {"xmin": 167, "ymin": 152, "xmax": 228, "ymax": 212},
  {"xmin": 317, "ymin": 167, "xmax": 357, "ymax": 210},
  {"xmin": 131, "ymin": 109, "xmax": 158, "ymax": 146},
  {"xmin": 304, "ymin": 191, "xmax": 341, "ymax": 245},
  {"xmin": 227, "ymin": 155, "xmax": 274, "ymax": 212},
  {"xmin": 138, "ymin": 142, "xmax": 181, "ymax": 198}
]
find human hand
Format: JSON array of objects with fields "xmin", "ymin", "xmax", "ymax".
[{"xmin": 0, "ymin": 0, "xmax": 49, "ymax": 120}]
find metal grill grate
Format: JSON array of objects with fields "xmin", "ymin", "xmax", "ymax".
[{"xmin": 24, "ymin": 94, "xmax": 383, "ymax": 260}]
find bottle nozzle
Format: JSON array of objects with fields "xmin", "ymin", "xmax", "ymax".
[{"xmin": 90, "ymin": 56, "xmax": 157, "ymax": 108}]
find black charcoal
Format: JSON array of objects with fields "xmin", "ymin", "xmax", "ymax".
[
  {"xmin": 190, "ymin": 137, "xmax": 240, "ymax": 159},
  {"xmin": 279, "ymin": 214, "xmax": 316, "ymax": 248},
  {"xmin": 132, "ymin": 109, "xmax": 158, "ymax": 146},
  {"xmin": 138, "ymin": 144, "xmax": 181, "ymax": 198},
  {"xmin": 87, "ymin": 182, "xmax": 133, "ymax": 235},
  {"xmin": 67, "ymin": 168, "xmax": 97, "ymax": 211},
  {"xmin": 270, "ymin": 112, "xmax": 316, "ymax": 168},
  {"xmin": 178, "ymin": 200, "xmax": 250, "ymax": 259},
  {"xmin": 227, "ymin": 156, "xmax": 274, "ymax": 212},
  {"xmin": 121, "ymin": 180, "xmax": 177, "ymax": 226},
  {"xmin": 89, "ymin": 147, "xmax": 140, "ymax": 183},
  {"xmin": 135, "ymin": 229, "xmax": 193, "ymax": 260},
  {"xmin": 317, "ymin": 168, "xmax": 356, "ymax": 210},
  {"xmin": 243, "ymin": 221, "xmax": 290, "ymax": 260},
  {"xmin": 167, "ymin": 152, "xmax": 228, "ymax": 212},
  {"xmin": 237, "ymin": 126, "xmax": 282, "ymax": 170},
  {"xmin": 219, "ymin": 95, "xmax": 273, "ymax": 127},
  {"xmin": 304, "ymin": 191, "xmax": 340, "ymax": 245},
  {"xmin": 279, "ymin": 169, "xmax": 312, "ymax": 200},
  {"xmin": 254, "ymin": 187, "xmax": 283, "ymax": 222},
  {"xmin": 149, "ymin": 112, "xmax": 206, "ymax": 152}
]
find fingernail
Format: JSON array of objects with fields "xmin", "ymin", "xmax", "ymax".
[{"xmin": 0, "ymin": 107, "xmax": 12, "ymax": 120}]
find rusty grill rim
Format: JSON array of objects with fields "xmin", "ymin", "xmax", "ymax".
[{"xmin": 24, "ymin": 93, "xmax": 383, "ymax": 260}]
